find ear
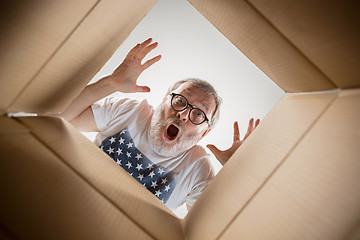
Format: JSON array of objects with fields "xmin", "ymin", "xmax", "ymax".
[{"xmin": 201, "ymin": 128, "xmax": 211, "ymax": 138}]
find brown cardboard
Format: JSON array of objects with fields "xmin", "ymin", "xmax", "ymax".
[
  {"xmin": 1, "ymin": 0, "xmax": 359, "ymax": 239},
  {"xmin": 17, "ymin": 116, "xmax": 183, "ymax": 240},
  {"xmin": 219, "ymin": 88, "xmax": 360, "ymax": 239},
  {"xmin": 2, "ymin": 0, "xmax": 157, "ymax": 114},
  {"xmin": 0, "ymin": 224, "xmax": 14, "ymax": 240},
  {"xmin": 187, "ymin": 0, "xmax": 336, "ymax": 93},
  {"xmin": 249, "ymin": 0, "xmax": 360, "ymax": 89},
  {"xmin": 0, "ymin": 118, "xmax": 152, "ymax": 239},
  {"xmin": 347, "ymin": 223, "xmax": 360, "ymax": 240},
  {"xmin": 0, "ymin": 117, "xmax": 29, "ymax": 135},
  {"xmin": 0, "ymin": 0, "xmax": 98, "ymax": 115},
  {"xmin": 183, "ymin": 92, "xmax": 338, "ymax": 239}
]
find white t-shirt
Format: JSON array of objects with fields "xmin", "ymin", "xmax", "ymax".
[{"xmin": 91, "ymin": 97, "xmax": 215, "ymax": 211}]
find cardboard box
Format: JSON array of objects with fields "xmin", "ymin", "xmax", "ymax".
[{"xmin": 1, "ymin": 0, "xmax": 359, "ymax": 239}]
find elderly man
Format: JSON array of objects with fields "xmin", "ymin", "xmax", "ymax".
[{"xmin": 58, "ymin": 38, "xmax": 259, "ymax": 212}]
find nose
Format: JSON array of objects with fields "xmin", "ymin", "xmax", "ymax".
[{"xmin": 176, "ymin": 107, "xmax": 190, "ymax": 122}]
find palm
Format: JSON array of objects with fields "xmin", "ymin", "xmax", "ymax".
[
  {"xmin": 111, "ymin": 62, "xmax": 142, "ymax": 92},
  {"xmin": 110, "ymin": 38, "xmax": 161, "ymax": 93},
  {"xmin": 207, "ymin": 118, "xmax": 260, "ymax": 165}
]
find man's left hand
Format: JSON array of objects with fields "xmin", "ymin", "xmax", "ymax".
[{"xmin": 207, "ymin": 118, "xmax": 260, "ymax": 165}]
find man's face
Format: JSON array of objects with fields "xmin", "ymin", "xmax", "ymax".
[{"xmin": 148, "ymin": 83, "xmax": 216, "ymax": 157}]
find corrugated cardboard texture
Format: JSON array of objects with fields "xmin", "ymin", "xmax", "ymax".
[
  {"xmin": 0, "ymin": 117, "xmax": 29, "ymax": 135},
  {"xmin": 0, "ymin": 0, "xmax": 98, "ymax": 115},
  {"xmin": 1, "ymin": 0, "xmax": 157, "ymax": 114},
  {"xmin": 1, "ymin": 1, "xmax": 359, "ymax": 239},
  {"xmin": 249, "ymin": 0, "xmax": 360, "ymax": 89},
  {"xmin": 16, "ymin": 116, "xmax": 183, "ymax": 240},
  {"xmin": 0, "ymin": 118, "xmax": 152, "ymax": 239},
  {"xmin": 188, "ymin": 0, "xmax": 339, "ymax": 93},
  {"xmin": 220, "ymin": 88, "xmax": 360, "ymax": 239},
  {"xmin": 184, "ymin": 92, "xmax": 338, "ymax": 239}
]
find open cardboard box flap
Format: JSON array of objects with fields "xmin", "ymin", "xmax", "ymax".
[
  {"xmin": 0, "ymin": 0, "xmax": 359, "ymax": 115},
  {"xmin": 1, "ymin": 0, "xmax": 359, "ymax": 239},
  {"xmin": 185, "ymin": 88, "xmax": 360, "ymax": 239},
  {"xmin": 0, "ymin": 0, "xmax": 158, "ymax": 115},
  {"xmin": 0, "ymin": 117, "xmax": 164, "ymax": 239},
  {"xmin": 0, "ymin": 116, "xmax": 182, "ymax": 239}
]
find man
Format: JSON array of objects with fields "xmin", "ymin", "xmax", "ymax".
[{"xmin": 58, "ymin": 38, "xmax": 260, "ymax": 212}]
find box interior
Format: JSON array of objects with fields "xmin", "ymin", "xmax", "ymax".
[{"xmin": 1, "ymin": 0, "xmax": 359, "ymax": 239}]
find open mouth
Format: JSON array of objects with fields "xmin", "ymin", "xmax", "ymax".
[{"xmin": 165, "ymin": 123, "xmax": 180, "ymax": 141}]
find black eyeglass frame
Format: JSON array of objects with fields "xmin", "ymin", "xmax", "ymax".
[{"xmin": 170, "ymin": 93, "xmax": 210, "ymax": 126}]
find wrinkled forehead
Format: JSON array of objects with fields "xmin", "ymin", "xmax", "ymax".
[{"xmin": 172, "ymin": 82, "xmax": 215, "ymax": 115}]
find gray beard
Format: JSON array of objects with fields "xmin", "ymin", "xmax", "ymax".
[{"xmin": 148, "ymin": 103, "xmax": 202, "ymax": 157}]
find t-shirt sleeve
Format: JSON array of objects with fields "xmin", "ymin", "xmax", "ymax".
[
  {"xmin": 91, "ymin": 97, "xmax": 138, "ymax": 131},
  {"xmin": 185, "ymin": 156, "xmax": 216, "ymax": 207}
]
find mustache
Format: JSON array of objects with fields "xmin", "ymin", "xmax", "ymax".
[{"xmin": 163, "ymin": 117, "xmax": 184, "ymax": 131}]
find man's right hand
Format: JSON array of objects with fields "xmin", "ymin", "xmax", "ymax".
[
  {"xmin": 109, "ymin": 38, "xmax": 161, "ymax": 93},
  {"xmin": 54, "ymin": 38, "xmax": 160, "ymax": 130}
]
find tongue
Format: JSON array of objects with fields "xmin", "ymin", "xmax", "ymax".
[{"xmin": 167, "ymin": 124, "xmax": 179, "ymax": 140}]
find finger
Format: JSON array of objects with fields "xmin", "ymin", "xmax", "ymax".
[
  {"xmin": 244, "ymin": 118, "xmax": 254, "ymax": 140},
  {"xmin": 142, "ymin": 55, "xmax": 161, "ymax": 70},
  {"xmin": 135, "ymin": 85, "xmax": 151, "ymax": 92},
  {"xmin": 138, "ymin": 38, "xmax": 153, "ymax": 51},
  {"xmin": 206, "ymin": 144, "xmax": 222, "ymax": 160},
  {"xmin": 127, "ymin": 43, "xmax": 141, "ymax": 58},
  {"xmin": 138, "ymin": 42, "xmax": 158, "ymax": 60},
  {"xmin": 247, "ymin": 118, "xmax": 254, "ymax": 131},
  {"xmin": 255, "ymin": 118, "xmax": 260, "ymax": 128},
  {"xmin": 128, "ymin": 38, "xmax": 152, "ymax": 58},
  {"xmin": 233, "ymin": 121, "xmax": 240, "ymax": 142},
  {"xmin": 140, "ymin": 37, "xmax": 152, "ymax": 45}
]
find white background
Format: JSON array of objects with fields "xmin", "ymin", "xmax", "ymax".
[{"xmin": 84, "ymin": 0, "xmax": 285, "ymax": 218}]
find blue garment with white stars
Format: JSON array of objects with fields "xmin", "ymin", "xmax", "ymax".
[{"xmin": 99, "ymin": 127, "xmax": 176, "ymax": 203}]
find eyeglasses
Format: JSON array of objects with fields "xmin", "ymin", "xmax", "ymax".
[{"xmin": 170, "ymin": 93, "xmax": 210, "ymax": 125}]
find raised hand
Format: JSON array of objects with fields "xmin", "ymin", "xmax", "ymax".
[
  {"xmin": 207, "ymin": 118, "xmax": 260, "ymax": 165},
  {"xmin": 109, "ymin": 38, "xmax": 161, "ymax": 93}
]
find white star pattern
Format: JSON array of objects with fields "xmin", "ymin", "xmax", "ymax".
[
  {"xmin": 116, "ymin": 159, "xmax": 122, "ymax": 166},
  {"xmin": 109, "ymin": 137, "xmax": 116, "ymax": 143},
  {"xmin": 135, "ymin": 153, "xmax": 142, "ymax": 160},
  {"xmin": 136, "ymin": 164, "xmax": 143, "ymax": 171},
  {"xmin": 100, "ymin": 127, "xmax": 177, "ymax": 204},
  {"xmin": 158, "ymin": 168, "xmax": 165, "ymax": 175},
  {"xmin": 126, "ymin": 161, "xmax": 132, "ymax": 169},
  {"xmin": 161, "ymin": 178, "xmax": 168, "ymax": 184},
  {"xmin": 116, "ymin": 148, "xmax": 123, "ymax": 155},
  {"xmin": 138, "ymin": 174, "xmax": 144, "ymax": 181},
  {"xmin": 151, "ymin": 181, "xmax": 158, "ymax": 189},
  {"xmin": 107, "ymin": 147, "xmax": 114, "ymax": 154},
  {"xmin": 155, "ymin": 189, "xmax": 162, "ymax": 197},
  {"xmin": 149, "ymin": 171, "xmax": 155, "ymax": 178}
]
